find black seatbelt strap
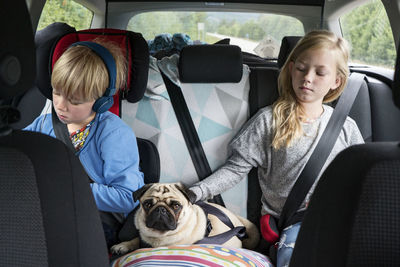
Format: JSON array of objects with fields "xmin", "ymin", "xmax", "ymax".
[
  {"xmin": 195, "ymin": 201, "xmax": 246, "ymax": 244},
  {"xmin": 160, "ymin": 70, "xmax": 225, "ymax": 207},
  {"xmin": 278, "ymin": 72, "xmax": 365, "ymax": 230},
  {"xmin": 51, "ymin": 106, "xmax": 76, "ymax": 152},
  {"xmin": 52, "ymin": 105, "xmax": 93, "ymax": 184}
]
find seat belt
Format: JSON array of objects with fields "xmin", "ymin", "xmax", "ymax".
[
  {"xmin": 159, "ymin": 70, "xmax": 225, "ymax": 207},
  {"xmin": 195, "ymin": 201, "xmax": 246, "ymax": 245},
  {"xmin": 51, "ymin": 106, "xmax": 76, "ymax": 152},
  {"xmin": 278, "ymin": 72, "xmax": 365, "ymax": 230}
]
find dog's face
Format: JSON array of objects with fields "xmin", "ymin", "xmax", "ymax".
[{"xmin": 133, "ymin": 183, "xmax": 197, "ymax": 232}]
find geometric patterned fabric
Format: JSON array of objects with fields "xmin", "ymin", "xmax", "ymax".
[{"xmin": 122, "ymin": 55, "xmax": 250, "ymax": 216}]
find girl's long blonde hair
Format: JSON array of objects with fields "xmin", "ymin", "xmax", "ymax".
[
  {"xmin": 272, "ymin": 30, "xmax": 350, "ymax": 149},
  {"xmin": 51, "ymin": 38, "xmax": 127, "ymax": 102}
]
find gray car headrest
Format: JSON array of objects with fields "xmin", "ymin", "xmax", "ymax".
[
  {"xmin": 179, "ymin": 45, "xmax": 243, "ymax": 83},
  {"xmin": 277, "ymin": 36, "xmax": 302, "ymax": 69}
]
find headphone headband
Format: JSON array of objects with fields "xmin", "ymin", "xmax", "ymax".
[{"xmin": 70, "ymin": 41, "xmax": 117, "ymax": 97}]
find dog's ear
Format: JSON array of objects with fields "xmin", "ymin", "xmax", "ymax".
[
  {"xmin": 133, "ymin": 184, "xmax": 153, "ymax": 202},
  {"xmin": 175, "ymin": 183, "xmax": 197, "ymax": 204}
]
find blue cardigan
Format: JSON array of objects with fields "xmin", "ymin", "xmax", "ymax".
[{"xmin": 24, "ymin": 111, "xmax": 144, "ymax": 214}]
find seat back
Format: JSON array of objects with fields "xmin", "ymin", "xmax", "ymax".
[
  {"xmin": 0, "ymin": 132, "xmax": 109, "ymax": 266},
  {"xmin": 290, "ymin": 143, "xmax": 400, "ymax": 266},
  {"xmin": 122, "ymin": 44, "xmax": 250, "ymax": 216},
  {"xmin": 0, "ymin": 1, "xmax": 108, "ymax": 266}
]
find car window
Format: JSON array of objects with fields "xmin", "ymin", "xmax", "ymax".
[
  {"xmin": 37, "ymin": 0, "xmax": 93, "ymax": 31},
  {"xmin": 127, "ymin": 11, "xmax": 304, "ymax": 59},
  {"xmin": 340, "ymin": 0, "xmax": 395, "ymax": 69}
]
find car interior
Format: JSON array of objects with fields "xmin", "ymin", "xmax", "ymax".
[{"xmin": 1, "ymin": 0, "xmax": 400, "ymax": 266}]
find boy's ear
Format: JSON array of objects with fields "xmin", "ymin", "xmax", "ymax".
[{"xmin": 133, "ymin": 184, "xmax": 153, "ymax": 202}]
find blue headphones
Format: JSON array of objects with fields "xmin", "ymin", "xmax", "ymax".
[{"xmin": 69, "ymin": 41, "xmax": 117, "ymax": 113}]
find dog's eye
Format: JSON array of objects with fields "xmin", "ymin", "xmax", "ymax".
[
  {"xmin": 172, "ymin": 204, "xmax": 181, "ymax": 210},
  {"xmin": 143, "ymin": 200, "xmax": 153, "ymax": 209}
]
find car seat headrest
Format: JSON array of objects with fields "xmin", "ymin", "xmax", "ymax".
[
  {"xmin": 277, "ymin": 36, "xmax": 302, "ymax": 69},
  {"xmin": 179, "ymin": 45, "xmax": 243, "ymax": 83},
  {"xmin": 0, "ymin": 0, "xmax": 35, "ymax": 100}
]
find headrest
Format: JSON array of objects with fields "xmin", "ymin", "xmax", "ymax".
[
  {"xmin": 0, "ymin": 0, "xmax": 35, "ymax": 99},
  {"xmin": 277, "ymin": 36, "xmax": 302, "ymax": 69},
  {"xmin": 179, "ymin": 45, "xmax": 243, "ymax": 83},
  {"xmin": 35, "ymin": 23, "xmax": 149, "ymax": 108}
]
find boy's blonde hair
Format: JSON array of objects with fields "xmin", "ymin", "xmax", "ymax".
[
  {"xmin": 51, "ymin": 38, "xmax": 127, "ymax": 102},
  {"xmin": 272, "ymin": 30, "xmax": 350, "ymax": 149}
]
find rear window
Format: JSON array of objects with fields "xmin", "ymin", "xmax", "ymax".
[{"xmin": 127, "ymin": 11, "xmax": 304, "ymax": 59}]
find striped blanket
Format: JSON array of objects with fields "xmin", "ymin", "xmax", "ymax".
[{"xmin": 112, "ymin": 244, "xmax": 272, "ymax": 267}]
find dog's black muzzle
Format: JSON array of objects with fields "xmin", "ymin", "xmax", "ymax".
[{"xmin": 146, "ymin": 205, "xmax": 177, "ymax": 231}]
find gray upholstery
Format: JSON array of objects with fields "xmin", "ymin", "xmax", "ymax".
[{"xmin": 0, "ymin": 147, "xmax": 48, "ymax": 266}]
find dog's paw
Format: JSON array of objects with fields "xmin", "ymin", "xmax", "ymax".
[
  {"xmin": 110, "ymin": 239, "xmax": 140, "ymax": 255},
  {"xmin": 110, "ymin": 243, "xmax": 130, "ymax": 255}
]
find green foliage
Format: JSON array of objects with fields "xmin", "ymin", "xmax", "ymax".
[
  {"xmin": 258, "ymin": 14, "xmax": 304, "ymax": 44},
  {"xmin": 238, "ymin": 20, "xmax": 266, "ymax": 41},
  {"xmin": 341, "ymin": 0, "xmax": 395, "ymax": 68},
  {"xmin": 37, "ymin": 0, "xmax": 92, "ymax": 31}
]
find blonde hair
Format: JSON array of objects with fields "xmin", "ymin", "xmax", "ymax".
[
  {"xmin": 51, "ymin": 38, "xmax": 127, "ymax": 102},
  {"xmin": 272, "ymin": 30, "xmax": 350, "ymax": 149}
]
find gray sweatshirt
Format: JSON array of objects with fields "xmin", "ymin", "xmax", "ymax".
[{"xmin": 190, "ymin": 105, "xmax": 364, "ymax": 219}]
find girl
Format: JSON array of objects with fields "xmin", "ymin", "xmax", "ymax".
[
  {"xmin": 24, "ymin": 39, "xmax": 144, "ymax": 247},
  {"xmin": 189, "ymin": 30, "xmax": 364, "ymax": 266}
]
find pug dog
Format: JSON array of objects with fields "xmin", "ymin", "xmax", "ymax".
[{"xmin": 111, "ymin": 183, "xmax": 260, "ymax": 255}]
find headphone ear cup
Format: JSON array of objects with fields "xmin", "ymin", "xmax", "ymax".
[{"xmin": 92, "ymin": 96, "xmax": 114, "ymax": 113}]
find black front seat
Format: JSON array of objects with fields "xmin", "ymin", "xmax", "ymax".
[
  {"xmin": 290, "ymin": 39, "xmax": 400, "ymax": 267},
  {"xmin": 0, "ymin": 1, "xmax": 108, "ymax": 266}
]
